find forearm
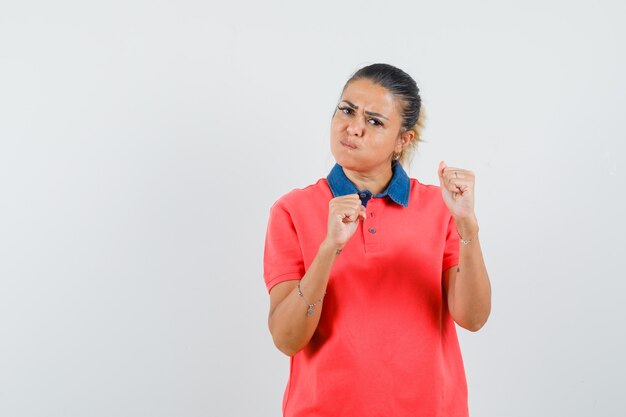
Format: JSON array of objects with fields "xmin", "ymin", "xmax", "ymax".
[
  {"xmin": 268, "ymin": 240, "xmax": 339, "ymax": 356},
  {"xmin": 451, "ymin": 217, "xmax": 491, "ymax": 331}
]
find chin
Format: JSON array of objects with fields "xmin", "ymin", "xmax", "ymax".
[
  {"xmin": 333, "ymin": 155, "xmax": 361, "ymax": 171},
  {"xmin": 331, "ymin": 149, "xmax": 351, "ymax": 167}
]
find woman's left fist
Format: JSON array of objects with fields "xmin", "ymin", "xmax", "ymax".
[{"xmin": 438, "ymin": 161, "xmax": 476, "ymax": 221}]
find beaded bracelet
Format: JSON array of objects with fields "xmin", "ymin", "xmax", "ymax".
[{"xmin": 297, "ymin": 281, "xmax": 326, "ymax": 315}]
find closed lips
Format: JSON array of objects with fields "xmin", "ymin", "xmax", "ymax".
[{"xmin": 340, "ymin": 140, "xmax": 356, "ymax": 149}]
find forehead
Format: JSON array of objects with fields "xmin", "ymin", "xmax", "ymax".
[{"xmin": 341, "ymin": 78, "xmax": 401, "ymax": 116}]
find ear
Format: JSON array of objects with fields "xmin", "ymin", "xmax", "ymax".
[{"xmin": 396, "ymin": 129, "xmax": 415, "ymax": 151}]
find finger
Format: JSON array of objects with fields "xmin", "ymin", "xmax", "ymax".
[
  {"xmin": 444, "ymin": 177, "xmax": 473, "ymax": 189},
  {"xmin": 441, "ymin": 169, "xmax": 475, "ymax": 190},
  {"xmin": 358, "ymin": 205, "xmax": 367, "ymax": 220},
  {"xmin": 438, "ymin": 161, "xmax": 447, "ymax": 187},
  {"xmin": 337, "ymin": 194, "xmax": 361, "ymax": 202},
  {"xmin": 341, "ymin": 211, "xmax": 361, "ymax": 223},
  {"xmin": 439, "ymin": 162, "xmax": 471, "ymax": 188},
  {"xmin": 329, "ymin": 196, "xmax": 361, "ymax": 212},
  {"xmin": 442, "ymin": 168, "xmax": 459, "ymax": 185},
  {"xmin": 442, "ymin": 168, "xmax": 475, "ymax": 180},
  {"xmin": 446, "ymin": 180, "xmax": 473, "ymax": 195},
  {"xmin": 338, "ymin": 203, "xmax": 364, "ymax": 222},
  {"xmin": 330, "ymin": 195, "xmax": 360, "ymax": 207},
  {"xmin": 333, "ymin": 201, "xmax": 363, "ymax": 213}
]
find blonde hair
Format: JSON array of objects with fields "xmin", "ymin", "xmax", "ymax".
[{"xmin": 398, "ymin": 105, "xmax": 426, "ymax": 167}]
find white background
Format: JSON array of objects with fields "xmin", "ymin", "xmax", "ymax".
[{"xmin": 1, "ymin": 1, "xmax": 625, "ymax": 416}]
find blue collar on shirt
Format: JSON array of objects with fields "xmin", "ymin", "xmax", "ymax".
[{"xmin": 326, "ymin": 162, "xmax": 410, "ymax": 207}]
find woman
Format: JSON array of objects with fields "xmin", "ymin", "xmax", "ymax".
[{"xmin": 263, "ymin": 63, "xmax": 491, "ymax": 417}]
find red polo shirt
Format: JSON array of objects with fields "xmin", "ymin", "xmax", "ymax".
[{"xmin": 264, "ymin": 163, "xmax": 467, "ymax": 417}]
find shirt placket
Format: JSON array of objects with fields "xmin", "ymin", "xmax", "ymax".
[{"xmin": 362, "ymin": 197, "xmax": 383, "ymax": 253}]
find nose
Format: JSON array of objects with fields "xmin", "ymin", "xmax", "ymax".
[{"xmin": 346, "ymin": 115, "xmax": 365, "ymax": 137}]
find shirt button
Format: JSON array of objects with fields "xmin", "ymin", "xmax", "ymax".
[{"xmin": 369, "ymin": 227, "xmax": 376, "ymax": 234}]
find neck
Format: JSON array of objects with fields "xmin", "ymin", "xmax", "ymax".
[{"xmin": 343, "ymin": 163, "xmax": 394, "ymax": 195}]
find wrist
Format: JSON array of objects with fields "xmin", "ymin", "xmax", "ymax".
[
  {"xmin": 320, "ymin": 239, "xmax": 344, "ymax": 256},
  {"xmin": 455, "ymin": 215, "xmax": 479, "ymax": 240}
]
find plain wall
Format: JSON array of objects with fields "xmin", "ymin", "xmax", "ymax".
[{"xmin": 1, "ymin": 0, "xmax": 625, "ymax": 416}]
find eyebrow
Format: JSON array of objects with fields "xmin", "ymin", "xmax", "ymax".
[{"xmin": 340, "ymin": 100, "xmax": 389, "ymax": 120}]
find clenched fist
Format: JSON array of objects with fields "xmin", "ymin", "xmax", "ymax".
[
  {"xmin": 438, "ymin": 161, "xmax": 476, "ymax": 221},
  {"xmin": 324, "ymin": 194, "xmax": 366, "ymax": 250}
]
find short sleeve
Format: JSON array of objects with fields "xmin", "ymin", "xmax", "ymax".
[
  {"xmin": 442, "ymin": 214, "xmax": 460, "ymax": 272},
  {"xmin": 263, "ymin": 201, "xmax": 306, "ymax": 293}
]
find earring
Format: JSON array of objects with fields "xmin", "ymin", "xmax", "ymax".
[{"xmin": 393, "ymin": 151, "xmax": 402, "ymax": 161}]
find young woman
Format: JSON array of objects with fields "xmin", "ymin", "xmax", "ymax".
[{"xmin": 263, "ymin": 63, "xmax": 491, "ymax": 417}]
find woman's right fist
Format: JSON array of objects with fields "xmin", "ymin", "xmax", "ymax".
[{"xmin": 325, "ymin": 194, "xmax": 366, "ymax": 250}]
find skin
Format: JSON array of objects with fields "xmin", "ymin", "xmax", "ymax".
[{"xmin": 268, "ymin": 78, "xmax": 491, "ymax": 356}]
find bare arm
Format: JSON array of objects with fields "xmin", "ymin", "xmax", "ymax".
[
  {"xmin": 267, "ymin": 194, "xmax": 365, "ymax": 356},
  {"xmin": 443, "ymin": 216, "xmax": 491, "ymax": 331},
  {"xmin": 268, "ymin": 241, "xmax": 339, "ymax": 356},
  {"xmin": 438, "ymin": 161, "xmax": 492, "ymax": 331}
]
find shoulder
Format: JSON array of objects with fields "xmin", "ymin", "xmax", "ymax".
[
  {"xmin": 409, "ymin": 177, "xmax": 442, "ymax": 197},
  {"xmin": 271, "ymin": 178, "xmax": 332, "ymax": 211},
  {"xmin": 408, "ymin": 177, "xmax": 449, "ymax": 212}
]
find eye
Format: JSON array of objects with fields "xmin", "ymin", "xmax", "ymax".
[
  {"xmin": 337, "ymin": 106, "xmax": 354, "ymax": 115},
  {"xmin": 368, "ymin": 118, "xmax": 383, "ymax": 127}
]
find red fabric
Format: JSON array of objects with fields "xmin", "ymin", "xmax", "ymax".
[{"xmin": 263, "ymin": 178, "xmax": 467, "ymax": 417}]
